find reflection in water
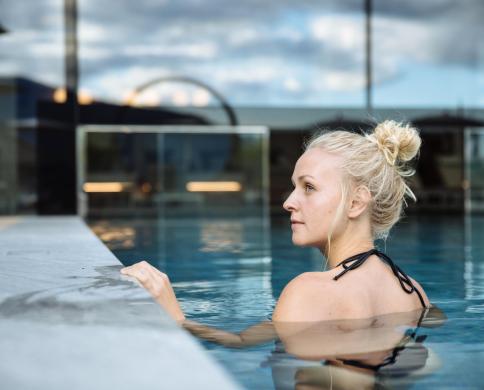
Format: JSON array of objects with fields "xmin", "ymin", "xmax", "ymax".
[
  {"xmin": 270, "ymin": 310, "xmax": 442, "ymax": 389},
  {"xmin": 199, "ymin": 220, "xmax": 243, "ymax": 253},
  {"xmin": 464, "ymin": 216, "xmax": 484, "ymax": 312},
  {"xmin": 0, "ymin": 217, "xmax": 19, "ymax": 231},
  {"xmin": 97, "ymin": 216, "xmax": 480, "ymax": 388},
  {"xmin": 185, "ymin": 307, "xmax": 445, "ymax": 390},
  {"xmin": 90, "ymin": 222, "xmax": 136, "ymax": 250}
]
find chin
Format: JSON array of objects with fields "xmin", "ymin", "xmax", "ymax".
[
  {"xmin": 291, "ymin": 234, "xmax": 304, "ymax": 246},
  {"xmin": 292, "ymin": 234, "xmax": 324, "ymax": 249},
  {"xmin": 291, "ymin": 235, "xmax": 312, "ymax": 247}
]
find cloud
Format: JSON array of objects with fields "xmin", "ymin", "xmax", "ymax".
[
  {"xmin": 120, "ymin": 42, "xmax": 218, "ymax": 59},
  {"xmin": 1, "ymin": 0, "xmax": 482, "ymax": 106}
]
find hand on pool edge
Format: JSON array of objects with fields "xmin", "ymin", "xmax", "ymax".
[{"xmin": 121, "ymin": 261, "xmax": 186, "ymax": 323}]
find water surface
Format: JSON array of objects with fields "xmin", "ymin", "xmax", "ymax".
[{"xmin": 90, "ymin": 215, "xmax": 484, "ymax": 389}]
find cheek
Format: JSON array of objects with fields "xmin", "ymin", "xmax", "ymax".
[
  {"xmin": 308, "ymin": 193, "xmax": 340, "ymax": 227},
  {"xmin": 313, "ymin": 193, "xmax": 338, "ymax": 214}
]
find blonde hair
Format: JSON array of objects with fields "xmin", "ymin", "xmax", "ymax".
[{"xmin": 305, "ymin": 120, "xmax": 421, "ymax": 242}]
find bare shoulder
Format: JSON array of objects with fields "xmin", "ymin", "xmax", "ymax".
[
  {"xmin": 409, "ymin": 276, "xmax": 431, "ymax": 307},
  {"xmin": 272, "ymin": 272, "xmax": 349, "ymax": 322}
]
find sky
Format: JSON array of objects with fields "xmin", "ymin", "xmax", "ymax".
[{"xmin": 0, "ymin": 0, "xmax": 483, "ymax": 108}]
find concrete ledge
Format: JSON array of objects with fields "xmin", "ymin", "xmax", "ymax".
[{"xmin": 0, "ymin": 216, "xmax": 240, "ymax": 390}]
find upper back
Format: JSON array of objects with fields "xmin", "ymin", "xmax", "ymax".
[{"xmin": 272, "ymin": 255, "xmax": 430, "ymax": 322}]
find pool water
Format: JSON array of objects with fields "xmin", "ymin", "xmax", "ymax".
[{"xmin": 90, "ymin": 215, "xmax": 484, "ymax": 389}]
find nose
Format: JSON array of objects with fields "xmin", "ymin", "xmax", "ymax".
[{"xmin": 283, "ymin": 190, "xmax": 297, "ymax": 212}]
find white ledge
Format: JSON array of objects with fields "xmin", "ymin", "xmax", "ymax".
[{"xmin": 0, "ymin": 216, "xmax": 240, "ymax": 390}]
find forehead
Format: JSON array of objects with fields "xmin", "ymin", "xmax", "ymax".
[{"xmin": 293, "ymin": 148, "xmax": 343, "ymax": 180}]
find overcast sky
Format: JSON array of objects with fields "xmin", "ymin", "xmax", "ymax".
[{"xmin": 1, "ymin": 0, "xmax": 483, "ymax": 107}]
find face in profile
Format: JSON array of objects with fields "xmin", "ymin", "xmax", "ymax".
[{"xmin": 283, "ymin": 148, "xmax": 346, "ymax": 249}]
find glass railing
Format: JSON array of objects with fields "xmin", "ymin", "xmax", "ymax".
[
  {"xmin": 464, "ymin": 127, "xmax": 484, "ymax": 213},
  {"xmin": 77, "ymin": 125, "xmax": 270, "ymax": 219}
]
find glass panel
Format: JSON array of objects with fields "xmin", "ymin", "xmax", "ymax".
[
  {"xmin": 0, "ymin": 1, "xmax": 64, "ymax": 214},
  {"xmin": 464, "ymin": 214, "xmax": 484, "ymax": 303},
  {"xmin": 373, "ymin": 0, "xmax": 484, "ymax": 108},
  {"xmin": 410, "ymin": 126, "xmax": 464, "ymax": 212},
  {"xmin": 464, "ymin": 129, "xmax": 484, "ymax": 301},
  {"xmin": 78, "ymin": 0, "xmax": 365, "ymax": 108},
  {"xmin": 79, "ymin": 125, "xmax": 269, "ymax": 218},
  {"xmin": 81, "ymin": 125, "xmax": 271, "ymax": 261},
  {"xmin": 466, "ymin": 127, "xmax": 484, "ymax": 212}
]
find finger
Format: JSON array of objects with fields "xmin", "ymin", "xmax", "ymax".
[
  {"xmin": 137, "ymin": 260, "xmax": 152, "ymax": 270},
  {"xmin": 134, "ymin": 261, "xmax": 167, "ymax": 281},
  {"xmin": 143, "ymin": 263, "xmax": 167, "ymax": 278},
  {"xmin": 146, "ymin": 263, "xmax": 165, "ymax": 278},
  {"xmin": 121, "ymin": 266, "xmax": 150, "ymax": 284},
  {"xmin": 120, "ymin": 265, "xmax": 138, "ymax": 275},
  {"xmin": 120, "ymin": 260, "xmax": 150, "ymax": 274}
]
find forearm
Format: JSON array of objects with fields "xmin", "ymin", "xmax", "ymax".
[
  {"xmin": 119, "ymin": 262, "xmax": 276, "ymax": 347},
  {"xmin": 182, "ymin": 320, "xmax": 245, "ymax": 347},
  {"xmin": 182, "ymin": 320, "xmax": 276, "ymax": 348},
  {"xmin": 155, "ymin": 295, "xmax": 185, "ymax": 322}
]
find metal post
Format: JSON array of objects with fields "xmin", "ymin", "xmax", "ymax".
[
  {"xmin": 365, "ymin": 0, "xmax": 373, "ymax": 114},
  {"xmin": 37, "ymin": 1, "xmax": 79, "ymax": 214},
  {"xmin": 65, "ymin": 0, "xmax": 79, "ymax": 214},
  {"xmin": 64, "ymin": 0, "xmax": 79, "ymax": 124}
]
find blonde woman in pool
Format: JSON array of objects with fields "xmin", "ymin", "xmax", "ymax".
[
  {"xmin": 121, "ymin": 120, "xmax": 430, "ymax": 322},
  {"xmin": 121, "ymin": 120, "xmax": 442, "ymax": 352}
]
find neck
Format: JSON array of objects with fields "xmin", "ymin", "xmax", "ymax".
[
  {"xmin": 321, "ymin": 214, "xmax": 375, "ymax": 269},
  {"xmin": 323, "ymin": 233, "xmax": 374, "ymax": 269}
]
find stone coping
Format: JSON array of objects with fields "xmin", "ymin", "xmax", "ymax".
[{"xmin": 0, "ymin": 216, "xmax": 240, "ymax": 390}]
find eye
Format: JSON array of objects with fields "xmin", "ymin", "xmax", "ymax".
[{"xmin": 304, "ymin": 183, "xmax": 315, "ymax": 193}]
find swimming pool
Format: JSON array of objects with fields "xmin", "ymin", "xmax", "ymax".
[{"xmin": 90, "ymin": 215, "xmax": 484, "ymax": 389}]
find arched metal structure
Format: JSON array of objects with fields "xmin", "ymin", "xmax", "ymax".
[{"xmin": 124, "ymin": 76, "xmax": 238, "ymax": 126}]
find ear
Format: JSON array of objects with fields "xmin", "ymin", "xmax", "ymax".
[{"xmin": 347, "ymin": 185, "xmax": 372, "ymax": 219}]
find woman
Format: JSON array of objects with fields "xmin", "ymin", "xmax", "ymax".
[{"xmin": 120, "ymin": 120, "xmax": 431, "ymax": 326}]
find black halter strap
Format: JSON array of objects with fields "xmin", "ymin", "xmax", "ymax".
[{"xmin": 333, "ymin": 249, "xmax": 427, "ymax": 308}]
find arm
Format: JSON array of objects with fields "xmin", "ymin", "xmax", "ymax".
[
  {"xmin": 120, "ymin": 261, "xmax": 277, "ymax": 348},
  {"xmin": 182, "ymin": 320, "xmax": 277, "ymax": 348},
  {"xmin": 121, "ymin": 261, "xmax": 185, "ymax": 321}
]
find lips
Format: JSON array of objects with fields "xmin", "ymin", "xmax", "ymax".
[{"xmin": 291, "ymin": 219, "xmax": 304, "ymax": 225}]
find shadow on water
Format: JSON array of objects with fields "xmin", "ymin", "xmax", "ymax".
[{"xmin": 0, "ymin": 265, "xmax": 172, "ymax": 328}]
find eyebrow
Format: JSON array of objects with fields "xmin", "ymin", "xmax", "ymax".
[{"xmin": 291, "ymin": 174, "xmax": 316, "ymax": 185}]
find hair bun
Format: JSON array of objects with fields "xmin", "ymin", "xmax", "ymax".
[{"xmin": 371, "ymin": 120, "xmax": 421, "ymax": 167}]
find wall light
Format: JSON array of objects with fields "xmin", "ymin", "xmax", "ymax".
[
  {"xmin": 53, "ymin": 88, "xmax": 67, "ymax": 103},
  {"xmin": 186, "ymin": 181, "xmax": 242, "ymax": 192},
  {"xmin": 78, "ymin": 89, "xmax": 93, "ymax": 105},
  {"xmin": 53, "ymin": 87, "xmax": 93, "ymax": 105},
  {"xmin": 83, "ymin": 182, "xmax": 127, "ymax": 193}
]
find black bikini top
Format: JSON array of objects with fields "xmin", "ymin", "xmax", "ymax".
[
  {"xmin": 331, "ymin": 307, "xmax": 429, "ymax": 373},
  {"xmin": 333, "ymin": 248, "xmax": 427, "ymax": 309}
]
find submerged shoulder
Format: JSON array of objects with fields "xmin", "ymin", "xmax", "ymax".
[{"xmin": 272, "ymin": 272, "xmax": 347, "ymax": 322}]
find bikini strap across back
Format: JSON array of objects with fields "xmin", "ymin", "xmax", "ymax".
[{"xmin": 333, "ymin": 249, "xmax": 427, "ymax": 308}]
